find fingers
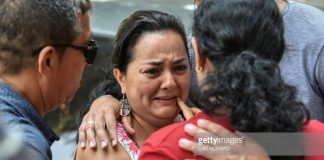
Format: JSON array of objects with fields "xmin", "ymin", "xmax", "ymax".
[
  {"xmin": 85, "ymin": 115, "xmax": 97, "ymax": 149},
  {"xmin": 178, "ymin": 138, "xmax": 195, "ymax": 152},
  {"xmin": 183, "ymin": 120, "xmax": 232, "ymax": 147},
  {"xmin": 95, "ymin": 95, "xmax": 121, "ymax": 147},
  {"xmin": 94, "ymin": 112, "xmax": 109, "ymax": 148},
  {"xmin": 78, "ymin": 95, "xmax": 121, "ymax": 149},
  {"xmin": 184, "ymin": 123, "xmax": 209, "ymax": 138},
  {"xmin": 79, "ymin": 113, "xmax": 109, "ymax": 149},
  {"xmin": 178, "ymin": 138, "xmax": 217, "ymax": 160},
  {"xmin": 186, "ymin": 120, "xmax": 268, "ymax": 158},
  {"xmin": 196, "ymin": 119, "xmax": 231, "ymax": 136},
  {"xmin": 179, "ymin": 136, "xmax": 241, "ymax": 160},
  {"xmin": 103, "ymin": 109, "xmax": 117, "ymax": 147},
  {"xmin": 191, "ymin": 107, "xmax": 202, "ymax": 114},
  {"xmin": 177, "ymin": 97, "xmax": 193, "ymax": 119},
  {"xmin": 122, "ymin": 116, "xmax": 135, "ymax": 135},
  {"xmin": 78, "ymin": 114, "xmax": 97, "ymax": 149},
  {"xmin": 84, "ymin": 112, "xmax": 110, "ymax": 149},
  {"xmin": 181, "ymin": 120, "xmax": 269, "ymax": 160},
  {"xmin": 78, "ymin": 118, "xmax": 87, "ymax": 148}
]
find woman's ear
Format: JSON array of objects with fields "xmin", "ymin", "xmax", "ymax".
[
  {"xmin": 36, "ymin": 46, "xmax": 59, "ymax": 75},
  {"xmin": 113, "ymin": 68, "xmax": 126, "ymax": 94},
  {"xmin": 192, "ymin": 37, "xmax": 206, "ymax": 73}
]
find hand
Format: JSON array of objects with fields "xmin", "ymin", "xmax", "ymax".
[
  {"xmin": 78, "ymin": 95, "xmax": 135, "ymax": 149},
  {"xmin": 177, "ymin": 97, "xmax": 201, "ymax": 120},
  {"xmin": 178, "ymin": 119, "xmax": 269, "ymax": 160}
]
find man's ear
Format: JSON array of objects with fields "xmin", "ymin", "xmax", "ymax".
[
  {"xmin": 113, "ymin": 68, "xmax": 126, "ymax": 94},
  {"xmin": 36, "ymin": 46, "xmax": 59, "ymax": 75},
  {"xmin": 192, "ymin": 36, "xmax": 207, "ymax": 72}
]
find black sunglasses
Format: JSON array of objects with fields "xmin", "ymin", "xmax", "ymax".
[{"xmin": 32, "ymin": 40, "xmax": 98, "ymax": 64}]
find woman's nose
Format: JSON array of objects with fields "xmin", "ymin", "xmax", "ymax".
[{"xmin": 160, "ymin": 72, "xmax": 177, "ymax": 90}]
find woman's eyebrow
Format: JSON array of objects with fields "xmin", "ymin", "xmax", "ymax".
[
  {"xmin": 142, "ymin": 58, "xmax": 187, "ymax": 66},
  {"xmin": 143, "ymin": 60, "xmax": 163, "ymax": 66},
  {"xmin": 173, "ymin": 58, "xmax": 187, "ymax": 65}
]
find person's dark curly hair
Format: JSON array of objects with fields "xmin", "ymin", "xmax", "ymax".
[
  {"xmin": 192, "ymin": 2, "xmax": 310, "ymax": 159},
  {"xmin": 192, "ymin": 0, "xmax": 309, "ymax": 133},
  {"xmin": 197, "ymin": 52, "xmax": 309, "ymax": 132}
]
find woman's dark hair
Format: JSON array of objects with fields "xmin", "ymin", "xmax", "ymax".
[
  {"xmin": 76, "ymin": 10, "xmax": 188, "ymax": 130},
  {"xmin": 192, "ymin": 0, "xmax": 309, "ymax": 133},
  {"xmin": 112, "ymin": 10, "xmax": 188, "ymax": 74},
  {"xmin": 193, "ymin": 0, "xmax": 285, "ymax": 63}
]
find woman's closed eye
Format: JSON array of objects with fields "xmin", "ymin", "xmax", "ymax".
[
  {"xmin": 142, "ymin": 64, "xmax": 188, "ymax": 78},
  {"xmin": 174, "ymin": 65, "xmax": 188, "ymax": 73},
  {"xmin": 143, "ymin": 68, "xmax": 161, "ymax": 75}
]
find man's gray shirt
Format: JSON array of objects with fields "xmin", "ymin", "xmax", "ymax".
[{"xmin": 279, "ymin": 0, "xmax": 324, "ymax": 122}]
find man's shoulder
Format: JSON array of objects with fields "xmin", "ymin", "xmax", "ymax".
[
  {"xmin": 0, "ymin": 102, "xmax": 51, "ymax": 159},
  {"xmin": 0, "ymin": 96, "xmax": 33, "ymax": 127},
  {"xmin": 0, "ymin": 100, "xmax": 23, "ymax": 124},
  {"xmin": 0, "ymin": 85, "xmax": 30, "ymax": 117},
  {"xmin": 0, "ymin": 96, "xmax": 20, "ymax": 108},
  {"xmin": 287, "ymin": 1, "xmax": 324, "ymax": 18},
  {"xmin": 0, "ymin": 104, "xmax": 49, "ymax": 144},
  {"xmin": 284, "ymin": 1, "xmax": 324, "ymax": 41},
  {"xmin": 0, "ymin": 124, "xmax": 51, "ymax": 160}
]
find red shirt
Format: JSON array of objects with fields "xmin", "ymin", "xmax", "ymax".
[
  {"xmin": 303, "ymin": 120, "xmax": 324, "ymax": 160},
  {"xmin": 139, "ymin": 113, "xmax": 324, "ymax": 160},
  {"xmin": 139, "ymin": 113, "xmax": 234, "ymax": 160}
]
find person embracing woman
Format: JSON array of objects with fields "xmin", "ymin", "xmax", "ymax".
[{"xmin": 139, "ymin": 0, "xmax": 324, "ymax": 159}]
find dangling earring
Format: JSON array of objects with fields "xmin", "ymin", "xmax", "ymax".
[{"xmin": 119, "ymin": 94, "xmax": 131, "ymax": 117}]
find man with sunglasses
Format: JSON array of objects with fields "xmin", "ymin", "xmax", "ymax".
[{"xmin": 0, "ymin": 0, "xmax": 97, "ymax": 159}]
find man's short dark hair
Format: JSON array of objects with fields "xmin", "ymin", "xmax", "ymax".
[{"xmin": 0, "ymin": 0, "xmax": 84, "ymax": 75}]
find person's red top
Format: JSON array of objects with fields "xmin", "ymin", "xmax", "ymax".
[
  {"xmin": 303, "ymin": 120, "xmax": 324, "ymax": 160},
  {"xmin": 139, "ymin": 113, "xmax": 324, "ymax": 160},
  {"xmin": 139, "ymin": 113, "xmax": 234, "ymax": 160}
]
